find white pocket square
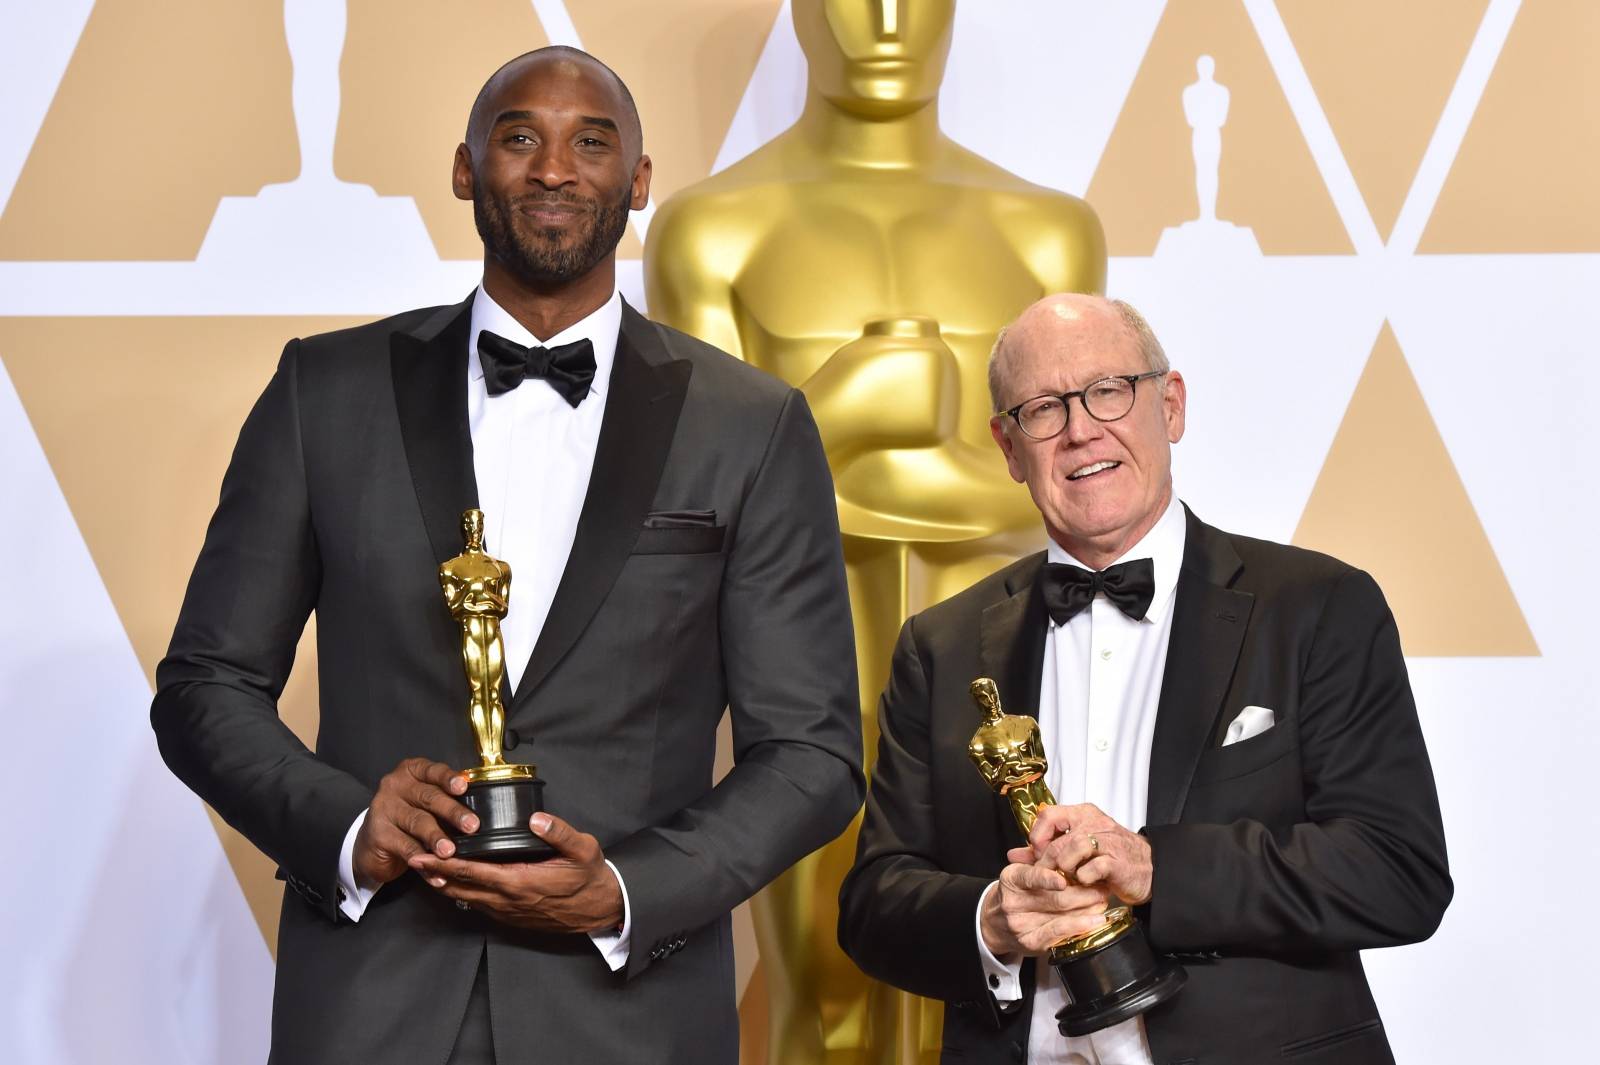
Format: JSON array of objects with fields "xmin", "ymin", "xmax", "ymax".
[{"xmin": 1223, "ymin": 705, "xmax": 1275, "ymax": 746}]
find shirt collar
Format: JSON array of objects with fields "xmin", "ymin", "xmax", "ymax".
[
  {"xmin": 468, "ymin": 284, "xmax": 622, "ymax": 400},
  {"xmin": 1044, "ymin": 493, "xmax": 1188, "ymax": 621}
]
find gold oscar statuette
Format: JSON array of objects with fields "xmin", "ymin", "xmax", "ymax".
[
  {"xmin": 967, "ymin": 678, "xmax": 1184, "ymax": 1036},
  {"xmin": 438, "ymin": 509, "xmax": 552, "ymax": 861},
  {"xmin": 646, "ymin": 2, "xmax": 1107, "ymax": 1057}
]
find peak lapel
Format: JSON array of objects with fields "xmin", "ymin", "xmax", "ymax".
[
  {"xmin": 977, "ymin": 554, "xmax": 1050, "ymax": 853},
  {"xmin": 391, "ymin": 294, "xmax": 478, "ymax": 567},
  {"xmin": 514, "ymin": 303, "xmax": 692, "ymax": 704},
  {"xmin": 1145, "ymin": 508, "xmax": 1254, "ymax": 827}
]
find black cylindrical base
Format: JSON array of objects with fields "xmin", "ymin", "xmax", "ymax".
[
  {"xmin": 452, "ymin": 776, "xmax": 555, "ymax": 862},
  {"xmin": 1052, "ymin": 921, "xmax": 1187, "ymax": 1037}
]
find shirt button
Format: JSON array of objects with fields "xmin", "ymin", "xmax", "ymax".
[
  {"xmin": 1100, "ymin": 648, "xmax": 1112, "ymax": 660},
  {"xmin": 1094, "ymin": 737, "xmax": 1109, "ymax": 752},
  {"xmin": 988, "ymin": 973, "xmax": 1000, "ymax": 989}
]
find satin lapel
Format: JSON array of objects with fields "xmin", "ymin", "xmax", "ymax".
[
  {"xmin": 1145, "ymin": 508, "xmax": 1254, "ymax": 827},
  {"xmin": 390, "ymin": 295, "xmax": 478, "ymax": 567},
  {"xmin": 977, "ymin": 553, "xmax": 1049, "ymax": 853},
  {"xmin": 514, "ymin": 303, "xmax": 691, "ymax": 704}
]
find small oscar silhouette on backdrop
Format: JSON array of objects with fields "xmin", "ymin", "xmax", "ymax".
[
  {"xmin": 438, "ymin": 509, "xmax": 551, "ymax": 861},
  {"xmin": 967, "ymin": 677, "xmax": 1185, "ymax": 1035}
]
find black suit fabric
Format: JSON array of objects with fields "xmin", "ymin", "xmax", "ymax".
[
  {"xmin": 152, "ymin": 295, "xmax": 865, "ymax": 1064},
  {"xmin": 838, "ymin": 507, "xmax": 1451, "ymax": 1065}
]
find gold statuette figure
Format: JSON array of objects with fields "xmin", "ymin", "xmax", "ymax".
[
  {"xmin": 439, "ymin": 509, "xmax": 549, "ymax": 860},
  {"xmin": 966, "ymin": 677, "xmax": 1054, "ymax": 834},
  {"xmin": 645, "ymin": 3, "xmax": 1106, "ymax": 1059},
  {"xmin": 966, "ymin": 678, "xmax": 1183, "ymax": 1036}
]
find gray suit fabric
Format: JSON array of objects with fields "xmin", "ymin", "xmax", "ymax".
[{"xmin": 153, "ymin": 294, "xmax": 864, "ymax": 1064}]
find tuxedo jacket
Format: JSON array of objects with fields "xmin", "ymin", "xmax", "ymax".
[
  {"xmin": 152, "ymin": 295, "xmax": 864, "ymax": 1064},
  {"xmin": 838, "ymin": 508, "xmax": 1451, "ymax": 1065}
]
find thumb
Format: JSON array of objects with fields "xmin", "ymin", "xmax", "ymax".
[{"xmin": 529, "ymin": 812, "xmax": 589, "ymax": 859}]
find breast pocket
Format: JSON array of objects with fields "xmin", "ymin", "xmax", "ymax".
[
  {"xmin": 632, "ymin": 523, "xmax": 726, "ymax": 555},
  {"xmin": 1189, "ymin": 712, "xmax": 1298, "ymax": 786}
]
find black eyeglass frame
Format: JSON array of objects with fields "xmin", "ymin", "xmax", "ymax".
[{"xmin": 999, "ymin": 370, "xmax": 1167, "ymax": 440}]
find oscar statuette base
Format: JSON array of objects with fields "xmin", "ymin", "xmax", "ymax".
[
  {"xmin": 1049, "ymin": 908, "xmax": 1186, "ymax": 1037},
  {"xmin": 452, "ymin": 766, "xmax": 555, "ymax": 862}
]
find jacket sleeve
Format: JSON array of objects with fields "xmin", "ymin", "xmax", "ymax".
[
  {"xmin": 150, "ymin": 341, "xmax": 371, "ymax": 923},
  {"xmin": 837, "ymin": 616, "xmax": 999, "ymax": 1010},
  {"xmin": 607, "ymin": 389, "xmax": 866, "ymax": 978},
  {"xmin": 1142, "ymin": 569, "xmax": 1453, "ymax": 953}
]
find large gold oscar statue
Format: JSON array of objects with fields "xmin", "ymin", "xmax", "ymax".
[{"xmin": 645, "ymin": 3, "xmax": 1105, "ymax": 1061}]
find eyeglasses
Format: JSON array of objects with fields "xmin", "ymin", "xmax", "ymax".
[{"xmin": 999, "ymin": 370, "xmax": 1166, "ymax": 440}]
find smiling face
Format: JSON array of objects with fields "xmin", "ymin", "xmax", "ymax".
[
  {"xmin": 792, "ymin": 0, "xmax": 955, "ymax": 118},
  {"xmin": 453, "ymin": 51, "xmax": 651, "ymax": 290},
  {"xmin": 988, "ymin": 296, "xmax": 1186, "ymax": 569}
]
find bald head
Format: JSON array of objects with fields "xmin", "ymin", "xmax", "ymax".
[
  {"xmin": 465, "ymin": 46, "xmax": 643, "ymax": 161},
  {"xmin": 988, "ymin": 294, "xmax": 1169, "ymax": 412}
]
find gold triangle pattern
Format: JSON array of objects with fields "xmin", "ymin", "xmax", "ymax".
[
  {"xmin": 1278, "ymin": 0, "xmax": 1488, "ymax": 241},
  {"xmin": 1420, "ymin": 0, "xmax": 1600, "ymax": 252},
  {"xmin": 1085, "ymin": 0, "xmax": 1350, "ymax": 254},
  {"xmin": 0, "ymin": 0, "xmax": 299, "ymax": 260},
  {"xmin": 1293, "ymin": 323, "xmax": 1537, "ymax": 656}
]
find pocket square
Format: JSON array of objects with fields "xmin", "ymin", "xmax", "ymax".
[
  {"xmin": 643, "ymin": 508, "xmax": 717, "ymax": 529},
  {"xmin": 1223, "ymin": 705, "xmax": 1275, "ymax": 746}
]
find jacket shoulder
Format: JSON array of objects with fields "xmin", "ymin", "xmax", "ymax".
[
  {"xmin": 909, "ymin": 552, "xmax": 1044, "ymax": 643},
  {"xmin": 293, "ymin": 304, "xmax": 455, "ymax": 356},
  {"xmin": 643, "ymin": 314, "xmax": 792, "ymax": 406}
]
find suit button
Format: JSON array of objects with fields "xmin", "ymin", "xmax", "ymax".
[{"xmin": 503, "ymin": 728, "xmax": 520, "ymax": 751}]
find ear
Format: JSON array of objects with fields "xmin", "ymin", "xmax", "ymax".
[
  {"xmin": 452, "ymin": 143, "xmax": 474, "ymax": 203},
  {"xmin": 630, "ymin": 154, "xmax": 654, "ymax": 211},
  {"xmin": 989, "ymin": 416, "xmax": 1027, "ymax": 484},
  {"xmin": 1162, "ymin": 370, "xmax": 1186, "ymax": 444}
]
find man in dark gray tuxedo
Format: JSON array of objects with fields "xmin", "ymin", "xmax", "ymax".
[
  {"xmin": 153, "ymin": 47, "xmax": 862, "ymax": 1064},
  {"xmin": 838, "ymin": 294, "xmax": 1451, "ymax": 1064}
]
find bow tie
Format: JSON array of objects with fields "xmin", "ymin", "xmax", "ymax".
[
  {"xmin": 1039, "ymin": 558, "xmax": 1156, "ymax": 625},
  {"xmin": 478, "ymin": 331, "xmax": 597, "ymax": 406}
]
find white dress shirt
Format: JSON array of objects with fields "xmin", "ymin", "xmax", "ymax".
[
  {"xmin": 975, "ymin": 494, "xmax": 1186, "ymax": 1065},
  {"xmin": 334, "ymin": 285, "xmax": 632, "ymax": 970}
]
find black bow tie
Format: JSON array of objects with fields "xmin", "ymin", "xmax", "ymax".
[
  {"xmin": 478, "ymin": 331, "xmax": 597, "ymax": 406},
  {"xmin": 1039, "ymin": 558, "xmax": 1156, "ymax": 625}
]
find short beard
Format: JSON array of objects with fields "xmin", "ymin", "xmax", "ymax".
[{"xmin": 474, "ymin": 184, "xmax": 632, "ymax": 287}]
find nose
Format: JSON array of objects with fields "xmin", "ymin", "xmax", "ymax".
[
  {"xmin": 875, "ymin": 0, "xmax": 901, "ymax": 41},
  {"xmin": 1061, "ymin": 396, "xmax": 1104, "ymax": 447},
  {"xmin": 528, "ymin": 139, "xmax": 578, "ymax": 190}
]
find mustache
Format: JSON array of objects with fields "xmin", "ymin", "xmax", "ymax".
[{"xmin": 509, "ymin": 191, "xmax": 597, "ymax": 213}]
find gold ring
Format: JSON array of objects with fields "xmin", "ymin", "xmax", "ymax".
[{"xmin": 1088, "ymin": 835, "xmax": 1099, "ymax": 852}]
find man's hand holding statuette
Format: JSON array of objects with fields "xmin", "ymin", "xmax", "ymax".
[
  {"xmin": 1027, "ymin": 802, "xmax": 1154, "ymax": 907},
  {"xmin": 353, "ymin": 757, "xmax": 478, "ymax": 891},
  {"xmin": 410, "ymin": 812, "xmax": 625, "ymax": 935}
]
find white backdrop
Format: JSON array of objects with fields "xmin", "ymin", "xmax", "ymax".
[{"xmin": 3, "ymin": 2, "xmax": 1598, "ymax": 1063}]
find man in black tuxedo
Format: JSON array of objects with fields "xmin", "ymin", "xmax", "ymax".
[
  {"xmin": 153, "ymin": 47, "xmax": 862, "ymax": 1064},
  {"xmin": 838, "ymin": 294, "xmax": 1451, "ymax": 1064}
]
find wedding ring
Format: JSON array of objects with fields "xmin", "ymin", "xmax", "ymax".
[
  {"xmin": 1088, "ymin": 835, "xmax": 1100, "ymax": 852},
  {"xmin": 455, "ymin": 899, "xmax": 472, "ymax": 912}
]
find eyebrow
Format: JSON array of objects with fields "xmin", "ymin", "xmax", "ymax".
[{"xmin": 490, "ymin": 110, "xmax": 619, "ymax": 134}]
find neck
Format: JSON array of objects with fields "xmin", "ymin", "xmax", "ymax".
[
  {"xmin": 1054, "ymin": 484, "xmax": 1173, "ymax": 571},
  {"xmin": 481, "ymin": 256, "xmax": 616, "ymax": 340},
  {"xmin": 794, "ymin": 91, "xmax": 946, "ymax": 170}
]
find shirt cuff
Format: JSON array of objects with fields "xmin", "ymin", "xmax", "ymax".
[
  {"xmin": 976, "ymin": 880, "xmax": 1024, "ymax": 1002},
  {"xmin": 336, "ymin": 808, "xmax": 379, "ymax": 922},
  {"xmin": 587, "ymin": 858, "xmax": 632, "ymax": 971}
]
